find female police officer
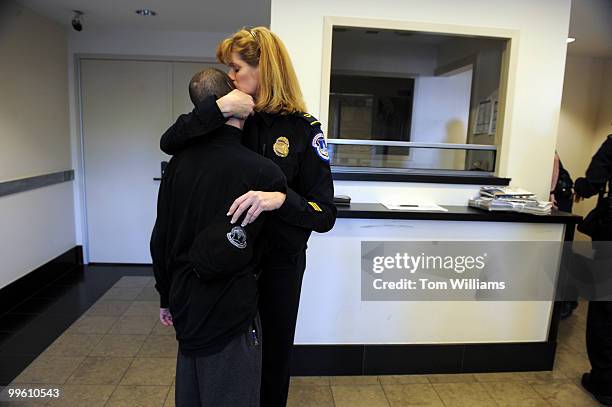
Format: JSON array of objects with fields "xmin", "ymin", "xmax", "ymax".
[{"xmin": 160, "ymin": 27, "xmax": 337, "ymax": 407}]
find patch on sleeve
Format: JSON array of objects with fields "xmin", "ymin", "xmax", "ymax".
[
  {"xmin": 311, "ymin": 132, "xmax": 330, "ymax": 162},
  {"xmin": 308, "ymin": 201, "xmax": 323, "ymax": 212}
]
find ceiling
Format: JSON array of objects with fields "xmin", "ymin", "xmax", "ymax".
[
  {"xmin": 15, "ymin": 0, "xmax": 270, "ymax": 33},
  {"xmin": 15, "ymin": 0, "xmax": 612, "ymax": 58}
]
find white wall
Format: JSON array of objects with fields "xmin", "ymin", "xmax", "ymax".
[
  {"xmin": 271, "ymin": 0, "xmax": 571, "ymax": 199},
  {"xmin": 67, "ymin": 28, "xmax": 229, "ymax": 259},
  {"xmin": 0, "ymin": 1, "xmax": 75, "ymax": 289},
  {"xmin": 593, "ymin": 60, "xmax": 612, "ymax": 146}
]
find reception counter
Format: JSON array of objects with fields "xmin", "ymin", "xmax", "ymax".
[{"xmin": 291, "ymin": 203, "xmax": 581, "ymax": 375}]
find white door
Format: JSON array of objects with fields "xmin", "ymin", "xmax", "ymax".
[{"xmin": 81, "ymin": 58, "xmax": 223, "ymax": 262}]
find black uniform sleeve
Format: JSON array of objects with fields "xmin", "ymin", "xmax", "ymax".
[
  {"xmin": 150, "ymin": 161, "xmax": 174, "ymax": 308},
  {"xmin": 160, "ymin": 96, "xmax": 227, "ymax": 155},
  {"xmin": 276, "ymin": 122, "xmax": 337, "ymax": 233},
  {"xmin": 575, "ymin": 135, "xmax": 612, "ymax": 198},
  {"xmin": 188, "ymin": 166, "xmax": 286, "ymax": 281}
]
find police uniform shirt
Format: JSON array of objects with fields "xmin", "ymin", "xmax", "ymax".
[
  {"xmin": 151, "ymin": 124, "xmax": 286, "ymax": 356},
  {"xmin": 575, "ymin": 135, "xmax": 612, "ymax": 198},
  {"xmin": 160, "ymin": 96, "xmax": 337, "ymax": 255}
]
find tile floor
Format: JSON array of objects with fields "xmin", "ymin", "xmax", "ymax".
[{"xmin": 0, "ymin": 275, "xmax": 601, "ymax": 406}]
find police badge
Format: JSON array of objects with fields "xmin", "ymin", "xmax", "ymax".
[{"xmin": 273, "ymin": 136, "xmax": 290, "ymax": 158}]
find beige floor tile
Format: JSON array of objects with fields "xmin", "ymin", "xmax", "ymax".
[
  {"xmin": 382, "ymin": 383, "xmax": 444, "ymax": 406},
  {"xmin": 113, "ymin": 276, "xmax": 153, "ymax": 288},
  {"xmin": 66, "ymin": 315, "xmax": 118, "ymax": 335},
  {"xmin": 47, "ymin": 384, "xmax": 115, "ymax": 406},
  {"xmin": 519, "ymin": 370, "xmax": 569, "ymax": 384},
  {"xmin": 145, "ymin": 278, "xmax": 157, "ymax": 287},
  {"xmin": 473, "ymin": 372, "xmax": 525, "ymax": 382},
  {"xmin": 136, "ymin": 286, "xmax": 161, "ymax": 301},
  {"xmin": 558, "ymin": 321, "xmax": 587, "ymax": 355},
  {"xmin": 379, "ymin": 375, "xmax": 429, "ymax": 385},
  {"xmin": 120, "ymin": 357, "xmax": 175, "ymax": 386},
  {"xmin": 67, "ymin": 356, "xmax": 133, "ymax": 385},
  {"xmin": 13, "ymin": 355, "xmax": 85, "ymax": 385},
  {"xmin": 108, "ymin": 315, "xmax": 158, "ymax": 335},
  {"xmin": 99, "ymin": 287, "xmax": 144, "ymax": 301},
  {"xmin": 287, "ymin": 385, "xmax": 334, "ymax": 407},
  {"xmin": 123, "ymin": 301, "xmax": 160, "ymax": 317},
  {"xmin": 432, "ymin": 382, "xmax": 497, "ymax": 407},
  {"xmin": 137, "ymin": 335, "xmax": 179, "ymax": 357},
  {"xmin": 151, "ymin": 320, "xmax": 176, "ymax": 336},
  {"xmin": 164, "ymin": 386, "xmax": 175, "ymax": 407},
  {"xmin": 481, "ymin": 381, "xmax": 550, "ymax": 407},
  {"xmin": 553, "ymin": 348, "xmax": 591, "ymax": 380},
  {"xmin": 106, "ymin": 385, "xmax": 170, "ymax": 407},
  {"xmin": 531, "ymin": 381, "xmax": 600, "ymax": 407},
  {"xmin": 330, "ymin": 375, "xmax": 380, "ymax": 385},
  {"xmin": 290, "ymin": 376, "xmax": 331, "ymax": 386},
  {"xmin": 85, "ymin": 300, "xmax": 132, "ymax": 317},
  {"xmin": 331, "ymin": 384, "xmax": 390, "ymax": 407},
  {"xmin": 42, "ymin": 333, "xmax": 103, "ymax": 357},
  {"xmin": 89, "ymin": 334, "xmax": 147, "ymax": 357},
  {"xmin": 425, "ymin": 374, "xmax": 476, "ymax": 383}
]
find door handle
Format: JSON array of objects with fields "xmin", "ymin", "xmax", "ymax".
[{"xmin": 154, "ymin": 161, "xmax": 168, "ymax": 181}]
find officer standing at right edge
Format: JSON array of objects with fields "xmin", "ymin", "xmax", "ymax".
[
  {"xmin": 160, "ymin": 27, "xmax": 337, "ymax": 407},
  {"xmin": 574, "ymin": 134, "xmax": 612, "ymax": 406}
]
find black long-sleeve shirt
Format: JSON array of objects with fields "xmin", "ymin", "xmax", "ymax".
[
  {"xmin": 160, "ymin": 96, "xmax": 337, "ymax": 255},
  {"xmin": 150, "ymin": 124, "xmax": 286, "ymax": 356},
  {"xmin": 575, "ymin": 135, "xmax": 612, "ymax": 199}
]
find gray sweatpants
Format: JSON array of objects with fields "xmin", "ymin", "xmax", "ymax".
[{"xmin": 175, "ymin": 316, "xmax": 262, "ymax": 407}]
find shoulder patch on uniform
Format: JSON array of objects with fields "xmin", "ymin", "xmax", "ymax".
[
  {"xmin": 294, "ymin": 112, "xmax": 322, "ymax": 127},
  {"xmin": 311, "ymin": 132, "xmax": 330, "ymax": 162}
]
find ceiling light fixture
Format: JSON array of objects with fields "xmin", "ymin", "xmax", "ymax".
[
  {"xmin": 135, "ymin": 9, "xmax": 157, "ymax": 16},
  {"xmin": 567, "ymin": 37, "xmax": 576, "ymax": 43}
]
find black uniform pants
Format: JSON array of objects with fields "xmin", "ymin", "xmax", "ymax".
[
  {"xmin": 586, "ymin": 300, "xmax": 612, "ymax": 394},
  {"xmin": 257, "ymin": 250, "xmax": 307, "ymax": 407},
  {"xmin": 585, "ymin": 240, "xmax": 612, "ymax": 395}
]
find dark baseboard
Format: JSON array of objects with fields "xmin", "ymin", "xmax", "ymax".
[
  {"xmin": 291, "ymin": 341, "xmax": 556, "ymax": 375},
  {"xmin": 0, "ymin": 246, "xmax": 83, "ymax": 311},
  {"xmin": 88, "ymin": 263, "xmax": 152, "ymax": 267}
]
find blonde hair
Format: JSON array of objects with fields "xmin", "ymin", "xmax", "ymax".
[{"xmin": 216, "ymin": 26, "xmax": 307, "ymax": 114}]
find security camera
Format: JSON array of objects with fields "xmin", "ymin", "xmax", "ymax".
[{"xmin": 72, "ymin": 10, "xmax": 83, "ymax": 31}]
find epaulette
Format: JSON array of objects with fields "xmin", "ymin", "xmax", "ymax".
[{"xmin": 294, "ymin": 112, "xmax": 322, "ymax": 128}]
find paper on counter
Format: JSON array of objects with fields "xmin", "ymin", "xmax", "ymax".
[{"xmin": 382, "ymin": 203, "xmax": 448, "ymax": 212}]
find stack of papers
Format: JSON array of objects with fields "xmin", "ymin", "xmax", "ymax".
[
  {"xmin": 469, "ymin": 187, "xmax": 552, "ymax": 216},
  {"xmin": 382, "ymin": 203, "xmax": 448, "ymax": 212},
  {"xmin": 479, "ymin": 186, "xmax": 535, "ymax": 199}
]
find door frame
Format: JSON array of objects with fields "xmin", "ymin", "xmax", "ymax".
[{"xmin": 73, "ymin": 54, "xmax": 220, "ymax": 263}]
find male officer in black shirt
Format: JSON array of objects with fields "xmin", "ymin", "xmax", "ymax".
[
  {"xmin": 574, "ymin": 134, "xmax": 612, "ymax": 406},
  {"xmin": 150, "ymin": 68, "xmax": 286, "ymax": 407}
]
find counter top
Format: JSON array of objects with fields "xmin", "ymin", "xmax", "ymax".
[{"xmin": 337, "ymin": 203, "xmax": 582, "ymax": 225}]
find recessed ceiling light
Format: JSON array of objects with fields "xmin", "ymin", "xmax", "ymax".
[
  {"xmin": 567, "ymin": 37, "xmax": 576, "ymax": 43},
  {"xmin": 135, "ymin": 9, "xmax": 157, "ymax": 16}
]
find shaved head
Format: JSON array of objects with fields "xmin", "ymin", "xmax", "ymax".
[{"xmin": 188, "ymin": 68, "xmax": 235, "ymax": 106}]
